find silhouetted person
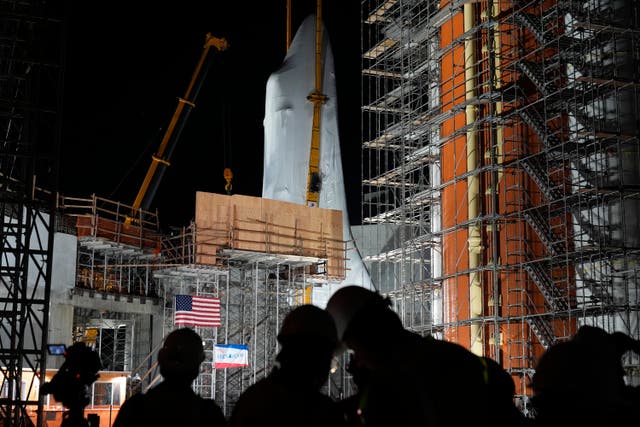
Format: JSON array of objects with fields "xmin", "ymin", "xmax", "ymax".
[
  {"xmin": 481, "ymin": 356, "xmax": 532, "ymax": 426},
  {"xmin": 531, "ymin": 325, "xmax": 639, "ymax": 427},
  {"xmin": 229, "ymin": 304, "xmax": 346, "ymax": 427},
  {"xmin": 113, "ymin": 328, "xmax": 225, "ymax": 427},
  {"xmin": 41, "ymin": 342, "xmax": 102, "ymax": 427},
  {"xmin": 327, "ymin": 285, "xmax": 510, "ymax": 427},
  {"xmin": 336, "ymin": 351, "xmax": 370, "ymax": 427}
]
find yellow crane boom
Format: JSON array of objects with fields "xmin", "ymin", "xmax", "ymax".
[
  {"xmin": 126, "ymin": 34, "xmax": 228, "ymax": 224},
  {"xmin": 305, "ymin": 0, "xmax": 326, "ymax": 207}
]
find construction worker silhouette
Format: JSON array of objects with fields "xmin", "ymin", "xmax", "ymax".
[
  {"xmin": 113, "ymin": 328, "xmax": 226, "ymax": 427},
  {"xmin": 229, "ymin": 304, "xmax": 346, "ymax": 427},
  {"xmin": 326, "ymin": 285, "xmax": 503, "ymax": 427}
]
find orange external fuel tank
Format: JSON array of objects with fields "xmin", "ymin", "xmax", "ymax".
[{"xmin": 438, "ymin": 0, "xmax": 576, "ymax": 398}]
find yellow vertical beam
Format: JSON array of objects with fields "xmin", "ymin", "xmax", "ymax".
[
  {"xmin": 482, "ymin": 0, "xmax": 504, "ymax": 359},
  {"xmin": 465, "ymin": 3, "xmax": 484, "ymax": 356},
  {"xmin": 306, "ymin": 0, "xmax": 327, "ymax": 207}
]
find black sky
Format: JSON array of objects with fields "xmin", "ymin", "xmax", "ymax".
[{"xmin": 61, "ymin": 1, "xmax": 362, "ymax": 228}]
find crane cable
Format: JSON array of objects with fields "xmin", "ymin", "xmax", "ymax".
[{"xmin": 222, "ymin": 62, "xmax": 233, "ymax": 195}]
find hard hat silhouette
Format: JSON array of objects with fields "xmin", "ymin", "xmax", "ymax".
[
  {"xmin": 277, "ymin": 304, "xmax": 338, "ymax": 347},
  {"xmin": 325, "ymin": 285, "xmax": 388, "ymax": 341}
]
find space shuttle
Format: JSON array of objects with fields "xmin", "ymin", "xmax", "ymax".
[{"xmin": 262, "ymin": 14, "xmax": 374, "ymax": 304}]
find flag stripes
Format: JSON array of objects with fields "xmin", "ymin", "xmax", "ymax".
[{"xmin": 175, "ymin": 294, "xmax": 221, "ymax": 327}]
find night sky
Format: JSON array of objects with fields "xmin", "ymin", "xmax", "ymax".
[{"xmin": 61, "ymin": 1, "xmax": 362, "ymax": 228}]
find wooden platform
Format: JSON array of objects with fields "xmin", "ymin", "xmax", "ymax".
[
  {"xmin": 60, "ymin": 194, "xmax": 162, "ymax": 252},
  {"xmin": 194, "ymin": 192, "xmax": 346, "ymax": 278},
  {"xmin": 76, "ymin": 215, "xmax": 161, "ymax": 251}
]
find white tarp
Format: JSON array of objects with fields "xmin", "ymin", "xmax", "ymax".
[{"xmin": 262, "ymin": 14, "xmax": 373, "ymax": 302}]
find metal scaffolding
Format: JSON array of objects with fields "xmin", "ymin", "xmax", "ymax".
[
  {"xmin": 361, "ymin": 0, "xmax": 442, "ymax": 332},
  {"xmin": 60, "ymin": 194, "xmax": 165, "ymax": 379},
  {"xmin": 0, "ymin": 0, "xmax": 64, "ymax": 425},
  {"xmin": 361, "ymin": 0, "xmax": 640, "ymax": 410},
  {"xmin": 40, "ymin": 189, "xmax": 347, "ymax": 418},
  {"xmin": 151, "ymin": 222, "xmax": 346, "ymax": 416}
]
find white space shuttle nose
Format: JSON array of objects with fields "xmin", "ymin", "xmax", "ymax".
[{"xmin": 262, "ymin": 14, "xmax": 373, "ymax": 300}]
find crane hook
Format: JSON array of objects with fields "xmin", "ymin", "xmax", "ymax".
[{"xmin": 224, "ymin": 167, "xmax": 233, "ymax": 194}]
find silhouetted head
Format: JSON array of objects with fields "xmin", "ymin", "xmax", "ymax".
[
  {"xmin": 277, "ymin": 304, "xmax": 338, "ymax": 348},
  {"xmin": 326, "ymin": 285, "xmax": 402, "ymax": 350},
  {"xmin": 531, "ymin": 326, "xmax": 639, "ymax": 425},
  {"xmin": 275, "ymin": 304, "xmax": 338, "ymax": 388},
  {"xmin": 158, "ymin": 328, "xmax": 205, "ymax": 384},
  {"xmin": 482, "ymin": 357, "xmax": 516, "ymax": 402},
  {"xmin": 325, "ymin": 286, "xmax": 386, "ymax": 341},
  {"xmin": 326, "ymin": 285, "xmax": 404, "ymax": 375},
  {"xmin": 480, "ymin": 356, "xmax": 527, "ymax": 424}
]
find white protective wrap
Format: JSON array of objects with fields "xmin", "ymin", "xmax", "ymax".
[{"xmin": 262, "ymin": 15, "xmax": 373, "ymax": 301}]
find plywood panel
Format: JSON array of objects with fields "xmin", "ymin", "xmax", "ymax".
[
  {"xmin": 194, "ymin": 192, "xmax": 345, "ymax": 277},
  {"xmin": 322, "ymin": 208, "xmax": 346, "ymax": 278}
]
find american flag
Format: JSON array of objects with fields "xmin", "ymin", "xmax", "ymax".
[{"xmin": 174, "ymin": 294, "xmax": 221, "ymax": 327}]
